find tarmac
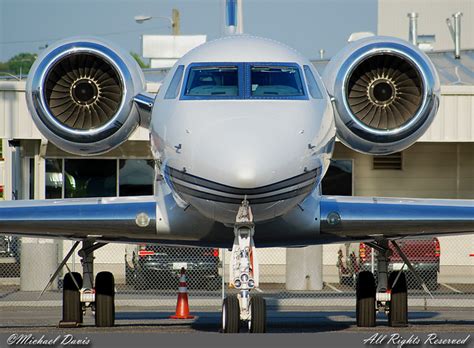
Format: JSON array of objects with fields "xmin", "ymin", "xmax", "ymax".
[
  {"xmin": 1, "ymin": 283, "xmax": 474, "ymax": 308},
  {"xmin": 0, "ymin": 284, "xmax": 472, "ymax": 335},
  {"xmin": 0, "ymin": 306, "xmax": 473, "ymax": 334}
]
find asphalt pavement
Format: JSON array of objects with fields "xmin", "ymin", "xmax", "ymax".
[{"xmin": 0, "ymin": 306, "xmax": 472, "ymax": 334}]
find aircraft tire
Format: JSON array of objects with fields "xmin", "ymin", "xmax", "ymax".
[
  {"xmin": 95, "ymin": 271, "xmax": 115, "ymax": 327},
  {"xmin": 62, "ymin": 272, "xmax": 83, "ymax": 324},
  {"xmin": 356, "ymin": 271, "xmax": 376, "ymax": 327},
  {"xmin": 249, "ymin": 295, "xmax": 266, "ymax": 333},
  {"xmin": 388, "ymin": 272, "xmax": 408, "ymax": 327},
  {"xmin": 222, "ymin": 295, "xmax": 240, "ymax": 333}
]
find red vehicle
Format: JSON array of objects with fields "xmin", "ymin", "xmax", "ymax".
[{"xmin": 338, "ymin": 238, "xmax": 440, "ymax": 290}]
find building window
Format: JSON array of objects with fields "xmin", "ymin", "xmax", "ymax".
[
  {"xmin": 45, "ymin": 158, "xmax": 154, "ymax": 199},
  {"xmin": 321, "ymin": 159, "xmax": 353, "ymax": 196},
  {"xmin": 119, "ymin": 159, "xmax": 154, "ymax": 196},
  {"xmin": 45, "ymin": 159, "xmax": 63, "ymax": 199},
  {"xmin": 65, "ymin": 159, "xmax": 116, "ymax": 198}
]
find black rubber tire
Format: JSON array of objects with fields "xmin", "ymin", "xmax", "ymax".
[
  {"xmin": 62, "ymin": 272, "xmax": 83, "ymax": 324},
  {"xmin": 388, "ymin": 272, "xmax": 408, "ymax": 327},
  {"xmin": 356, "ymin": 271, "xmax": 376, "ymax": 327},
  {"xmin": 222, "ymin": 295, "xmax": 240, "ymax": 333},
  {"xmin": 249, "ymin": 296, "xmax": 266, "ymax": 333},
  {"xmin": 95, "ymin": 271, "xmax": 115, "ymax": 327}
]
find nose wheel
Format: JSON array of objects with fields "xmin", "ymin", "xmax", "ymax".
[
  {"xmin": 222, "ymin": 294, "xmax": 267, "ymax": 333},
  {"xmin": 222, "ymin": 295, "xmax": 240, "ymax": 333},
  {"xmin": 248, "ymin": 295, "xmax": 266, "ymax": 333},
  {"xmin": 222, "ymin": 200, "xmax": 267, "ymax": 334}
]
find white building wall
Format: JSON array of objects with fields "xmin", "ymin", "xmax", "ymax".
[{"xmin": 422, "ymin": 86, "xmax": 474, "ymax": 142}]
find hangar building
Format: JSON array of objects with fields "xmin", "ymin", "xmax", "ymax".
[{"xmin": 0, "ymin": 2, "xmax": 473, "ymax": 293}]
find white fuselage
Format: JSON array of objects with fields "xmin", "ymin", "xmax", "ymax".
[{"xmin": 150, "ymin": 36, "xmax": 336, "ymax": 224}]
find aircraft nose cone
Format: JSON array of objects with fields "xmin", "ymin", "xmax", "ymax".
[
  {"xmin": 235, "ymin": 167, "xmax": 257, "ymax": 186},
  {"xmin": 191, "ymin": 117, "xmax": 303, "ymax": 188}
]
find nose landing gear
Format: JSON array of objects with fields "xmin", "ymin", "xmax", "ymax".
[{"xmin": 222, "ymin": 200, "xmax": 267, "ymax": 333}]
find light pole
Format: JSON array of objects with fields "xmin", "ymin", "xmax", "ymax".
[{"xmin": 134, "ymin": 9, "xmax": 180, "ymax": 35}]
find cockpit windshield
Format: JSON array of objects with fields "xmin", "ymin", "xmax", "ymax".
[
  {"xmin": 250, "ymin": 66, "xmax": 304, "ymax": 97},
  {"xmin": 184, "ymin": 66, "xmax": 239, "ymax": 97},
  {"xmin": 180, "ymin": 63, "xmax": 310, "ymax": 100}
]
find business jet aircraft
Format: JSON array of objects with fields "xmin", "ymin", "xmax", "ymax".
[{"xmin": 1, "ymin": 32, "xmax": 472, "ymax": 332}]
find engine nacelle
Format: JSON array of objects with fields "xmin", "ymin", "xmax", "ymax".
[
  {"xmin": 26, "ymin": 38, "xmax": 146, "ymax": 155},
  {"xmin": 323, "ymin": 36, "xmax": 440, "ymax": 155}
]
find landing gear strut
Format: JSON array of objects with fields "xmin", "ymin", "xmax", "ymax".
[{"xmin": 222, "ymin": 200, "xmax": 266, "ymax": 333}]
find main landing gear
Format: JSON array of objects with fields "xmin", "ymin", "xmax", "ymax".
[
  {"xmin": 62, "ymin": 241, "xmax": 115, "ymax": 327},
  {"xmin": 356, "ymin": 238, "xmax": 431, "ymax": 328},
  {"xmin": 43, "ymin": 240, "xmax": 115, "ymax": 327},
  {"xmin": 222, "ymin": 200, "xmax": 266, "ymax": 333}
]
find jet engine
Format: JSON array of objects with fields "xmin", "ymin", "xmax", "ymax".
[
  {"xmin": 26, "ymin": 38, "xmax": 147, "ymax": 155},
  {"xmin": 323, "ymin": 36, "xmax": 440, "ymax": 155}
]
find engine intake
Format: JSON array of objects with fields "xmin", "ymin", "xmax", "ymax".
[
  {"xmin": 347, "ymin": 54, "xmax": 423, "ymax": 130},
  {"xmin": 323, "ymin": 36, "xmax": 440, "ymax": 155},
  {"xmin": 26, "ymin": 38, "xmax": 146, "ymax": 155},
  {"xmin": 44, "ymin": 53, "xmax": 123, "ymax": 130}
]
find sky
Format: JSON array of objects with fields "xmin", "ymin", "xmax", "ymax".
[{"xmin": 0, "ymin": 0, "xmax": 377, "ymax": 62}]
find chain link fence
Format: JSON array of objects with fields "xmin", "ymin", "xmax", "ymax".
[{"xmin": 0, "ymin": 235, "xmax": 472, "ymax": 308}]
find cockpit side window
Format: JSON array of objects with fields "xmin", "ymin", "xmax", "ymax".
[
  {"xmin": 303, "ymin": 65, "xmax": 323, "ymax": 99},
  {"xmin": 250, "ymin": 65, "xmax": 305, "ymax": 98},
  {"xmin": 184, "ymin": 66, "xmax": 239, "ymax": 98},
  {"xmin": 165, "ymin": 65, "xmax": 184, "ymax": 99}
]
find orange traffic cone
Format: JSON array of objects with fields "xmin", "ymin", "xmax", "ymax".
[{"xmin": 170, "ymin": 268, "xmax": 194, "ymax": 319}]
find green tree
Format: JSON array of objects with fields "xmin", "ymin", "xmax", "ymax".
[
  {"xmin": 0, "ymin": 61, "xmax": 9, "ymax": 72},
  {"xmin": 7, "ymin": 53, "xmax": 37, "ymax": 75},
  {"xmin": 130, "ymin": 52, "xmax": 150, "ymax": 69}
]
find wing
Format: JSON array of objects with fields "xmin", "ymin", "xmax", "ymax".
[
  {"xmin": 0, "ymin": 192, "xmax": 233, "ymax": 247},
  {"xmin": 1, "ymin": 193, "xmax": 472, "ymax": 247},
  {"xmin": 320, "ymin": 195, "xmax": 474, "ymax": 240},
  {"xmin": 0, "ymin": 196, "xmax": 157, "ymax": 242}
]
